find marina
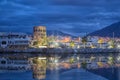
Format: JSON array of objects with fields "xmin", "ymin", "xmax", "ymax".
[
  {"xmin": 0, "ymin": 68, "xmax": 109, "ymax": 80},
  {"xmin": 0, "ymin": 48, "xmax": 120, "ymax": 80},
  {"xmin": 1, "ymin": 0, "xmax": 120, "ymax": 79}
]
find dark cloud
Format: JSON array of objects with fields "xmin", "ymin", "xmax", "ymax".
[
  {"xmin": 0, "ymin": 0, "xmax": 120, "ymax": 36},
  {"xmin": 51, "ymin": 0, "xmax": 120, "ymax": 7}
]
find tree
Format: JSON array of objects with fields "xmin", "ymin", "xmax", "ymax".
[
  {"xmin": 33, "ymin": 36, "xmax": 48, "ymax": 47},
  {"xmin": 98, "ymin": 38, "xmax": 104, "ymax": 48},
  {"xmin": 33, "ymin": 40, "xmax": 41, "ymax": 47},
  {"xmin": 81, "ymin": 61, "xmax": 87, "ymax": 69},
  {"xmin": 82, "ymin": 37, "xmax": 87, "ymax": 48},
  {"xmin": 70, "ymin": 41, "xmax": 75, "ymax": 48},
  {"xmin": 42, "ymin": 36, "xmax": 48, "ymax": 46},
  {"xmin": 69, "ymin": 57, "xmax": 74, "ymax": 64},
  {"xmin": 108, "ymin": 40, "xmax": 115, "ymax": 48}
]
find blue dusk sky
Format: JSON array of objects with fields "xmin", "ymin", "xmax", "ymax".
[{"xmin": 0, "ymin": 0, "xmax": 120, "ymax": 36}]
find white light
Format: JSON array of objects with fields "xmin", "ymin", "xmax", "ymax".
[
  {"xmin": 39, "ymin": 46, "xmax": 47, "ymax": 48},
  {"xmin": 54, "ymin": 59, "xmax": 58, "ymax": 63},
  {"xmin": 117, "ymin": 45, "xmax": 120, "ymax": 48},
  {"xmin": 38, "ymin": 57, "xmax": 46, "ymax": 60},
  {"xmin": 77, "ymin": 57, "xmax": 79, "ymax": 60},
  {"xmin": 117, "ymin": 56, "xmax": 120, "ymax": 61}
]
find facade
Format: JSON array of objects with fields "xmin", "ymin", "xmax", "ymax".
[
  {"xmin": 0, "ymin": 32, "xmax": 30, "ymax": 49},
  {"xmin": 33, "ymin": 26, "xmax": 47, "ymax": 46},
  {"xmin": 33, "ymin": 26, "xmax": 47, "ymax": 40}
]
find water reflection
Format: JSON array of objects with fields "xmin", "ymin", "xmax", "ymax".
[
  {"xmin": 1, "ymin": 53, "xmax": 120, "ymax": 80},
  {"xmin": 31, "ymin": 57, "xmax": 46, "ymax": 80},
  {"xmin": 30, "ymin": 54, "xmax": 120, "ymax": 80}
]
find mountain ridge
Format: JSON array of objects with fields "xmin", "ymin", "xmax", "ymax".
[
  {"xmin": 0, "ymin": 29, "xmax": 76, "ymax": 38},
  {"xmin": 88, "ymin": 21, "xmax": 120, "ymax": 37}
]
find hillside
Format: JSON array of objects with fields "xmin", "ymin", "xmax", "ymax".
[{"xmin": 89, "ymin": 22, "xmax": 120, "ymax": 37}]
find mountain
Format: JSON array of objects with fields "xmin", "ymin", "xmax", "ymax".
[
  {"xmin": 0, "ymin": 28, "xmax": 76, "ymax": 37},
  {"xmin": 47, "ymin": 30, "xmax": 76, "ymax": 38},
  {"xmin": 25, "ymin": 30, "xmax": 76, "ymax": 37},
  {"xmin": 89, "ymin": 21, "xmax": 120, "ymax": 37}
]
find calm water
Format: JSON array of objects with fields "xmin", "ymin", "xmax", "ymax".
[{"xmin": 0, "ymin": 69, "xmax": 108, "ymax": 80}]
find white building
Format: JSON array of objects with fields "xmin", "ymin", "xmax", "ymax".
[{"xmin": 0, "ymin": 32, "xmax": 31, "ymax": 49}]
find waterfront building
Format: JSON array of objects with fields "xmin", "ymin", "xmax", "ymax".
[
  {"xmin": 33, "ymin": 26, "xmax": 46, "ymax": 41},
  {"xmin": 33, "ymin": 26, "xmax": 47, "ymax": 47},
  {"xmin": 0, "ymin": 32, "xmax": 30, "ymax": 49}
]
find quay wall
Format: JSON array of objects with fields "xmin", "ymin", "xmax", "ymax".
[
  {"xmin": 0, "ymin": 48, "xmax": 120, "ymax": 59},
  {"xmin": 0, "ymin": 48, "xmax": 120, "ymax": 54}
]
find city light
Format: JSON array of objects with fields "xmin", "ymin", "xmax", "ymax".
[
  {"xmin": 54, "ymin": 59, "xmax": 58, "ymax": 63},
  {"xmin": 38, "ymin": 57, "xmax": 46, "ymax": 60},
  {"xmin": 117, "ymin": 56, "xmax": 120, "ymax": 61},
  {"xmin": 117, "ymin": 44, "xmax": 120, "ymax": 49},
  {"xmin": 1, "ymin": 0, "xmax": 120, "ymax": 80}
]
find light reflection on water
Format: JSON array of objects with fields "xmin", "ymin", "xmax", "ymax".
[
  {"xmin": 0, "ymin": 68, "xmax": 108, "ymax": 80},
  {"xmin": 0, "ymin": 54, "xmax": 120, "ymax": 80}
]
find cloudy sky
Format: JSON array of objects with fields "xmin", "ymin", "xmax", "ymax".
[{"xmin": 0, "ymin": 0, "xmax": 120, "ymax": 36}]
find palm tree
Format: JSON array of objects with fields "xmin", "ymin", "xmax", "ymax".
[
  {"xmin": 98, "ymin": 38, "xmax": 104, "ymax": 48},
  {"xmin": 70, "ymin": 41, "xmax": 75, "ymax": 48},
  {"xmin": 108, "ymin": 40, "xmax": 115, "ymax": 48}
]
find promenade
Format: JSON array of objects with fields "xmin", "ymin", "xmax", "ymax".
[{"xmin": 0, "ymin": 48, "xmax": 120, "ymax": 54}]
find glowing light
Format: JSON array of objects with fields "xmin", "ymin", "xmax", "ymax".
[
  {"xmin": 77, "ymin": 57, "xmax": 79, "ymax": 60},
  {"xmin": 117, "ymin": 45, "xmax": 120, "ymax": 48},
  {"xmin": 54, "ymin": 59, "xmax": 58, "ymax": 63},
  {"xmin": 117, "ymin": 56, "xmax": 120, "ymax": 61},
  {"xmin": 38, "ymin": 57, "xmax": 46, "ymax": 60}
]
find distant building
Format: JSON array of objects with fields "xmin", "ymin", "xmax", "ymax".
[
  {"xmin": 0, "ymin": 32, "xmax": 30, "ymax": 49},
  {"xmin": 33, "ymin": 26, "xmax": 47, "ymax": 40}
]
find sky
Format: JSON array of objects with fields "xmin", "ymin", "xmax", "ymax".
[{"xmin": 0, "ymin": 0, "xmax": 120, "ymax": 36}]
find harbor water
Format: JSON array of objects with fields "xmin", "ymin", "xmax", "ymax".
[{"xmin": 0, "ymin": 68, "xmax": 108, "ymax": 80}]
